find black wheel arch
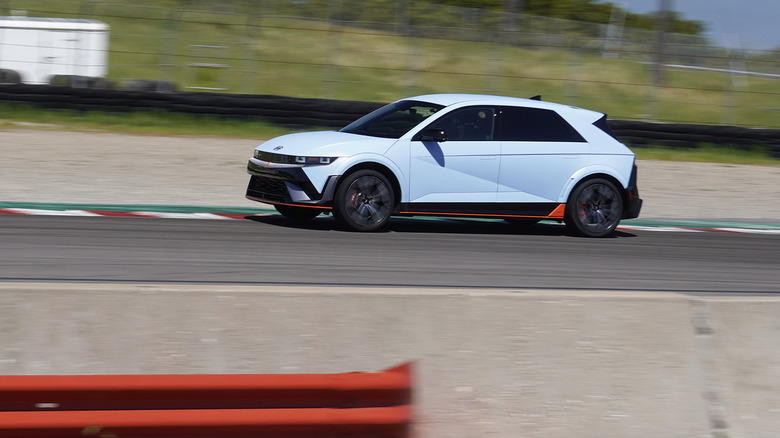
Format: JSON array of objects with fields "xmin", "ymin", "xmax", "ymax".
[
  {"xmin": 568, "ymin": 172, "xmax": 630, "ymax": 209},
  {"xmin": 564, "ymin": 174, "xmax": 626, "ymax": 237},
  {"xmin": 339, "ymin": 162, "xmax": 402, "ymax": 212}
]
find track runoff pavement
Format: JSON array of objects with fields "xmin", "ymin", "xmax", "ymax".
[{"xmin": 0, "ymin": 128, "xmax": 779, "ymax": 230}]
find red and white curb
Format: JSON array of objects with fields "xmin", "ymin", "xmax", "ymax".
[
  {"xmin": 616, "ymin": 225, "xmax": 780, "ymax": 235},
  {"xmin": 0, "ymin": 208, "xmax": 269, "ymax": 220},
  {"xmin": 2, "ymin": 208, "xmax": 778, "ymax": 235}
]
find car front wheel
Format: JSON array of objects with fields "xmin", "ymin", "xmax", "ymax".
[
  {"xmin": 333, "ymin": 169, "xmax": 395, "ymax": 231},
  {"xmin": 565, "ymin": 178, "xmax": 623, "ymax": 237}
]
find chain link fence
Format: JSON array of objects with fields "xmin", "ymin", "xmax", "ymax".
[{"xmin": 3, "ymin": 0, "xmax": 780, "ymax": 128}]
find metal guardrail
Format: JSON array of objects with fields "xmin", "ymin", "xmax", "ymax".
[{"xmin": 0, "ymin": 363, "xmax": 412, "ymax": 437}]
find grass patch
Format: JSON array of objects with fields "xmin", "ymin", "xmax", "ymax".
[
  {"xmin": 632, "ymin": 143, "xmax": 779, "ymax": 166},
  {"xmin": 0, "ymin": 103, "xmax": 299, "ymax": 138}
]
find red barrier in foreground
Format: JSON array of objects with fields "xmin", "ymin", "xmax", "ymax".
[{"xmin": 0, "ymin": 363, "xmax": 412, "ymax": 438}]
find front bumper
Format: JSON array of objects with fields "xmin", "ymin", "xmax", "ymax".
[{"xmin": 245, "ymin": 158, "xmax": 338, "ymax": 206}]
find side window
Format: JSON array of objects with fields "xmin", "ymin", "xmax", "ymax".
[
  {"xmin": 498, "ymin": 106, "xmax": 586, "ymax": 142},
  {"xmin": 430, "ymin": 107, "xmax": 496, "ymax": 141}
]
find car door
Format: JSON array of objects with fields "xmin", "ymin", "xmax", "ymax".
[
  {"xmin": 408, "ymin": 106, "xmax": 500, "ymax": 205},
  {"xmin": 497, "ymin": 106, "xmax": 590, "ymax": 203}
]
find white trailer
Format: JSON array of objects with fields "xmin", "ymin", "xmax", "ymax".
[{"xmin": 0, "ymin": 16, "xmax": 109, "ymax": 84}]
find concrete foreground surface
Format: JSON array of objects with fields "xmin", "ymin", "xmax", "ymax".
[{"xmin": 1, "ymin": 283, "xmax": 779, "ymax": 438}]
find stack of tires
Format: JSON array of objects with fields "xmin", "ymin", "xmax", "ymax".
[{"xmin": 0, "ymin": 69, "xmax": 21, "ymax": 85}]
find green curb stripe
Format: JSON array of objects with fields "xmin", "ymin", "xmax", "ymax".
[
  {"xmin": 0, "ymin": 201, "xmax": 275, "ymax": 215},
  {"xmin": 1, "ymin": 202, "xmax": 778, "ymax": 231},
  {"xmin": 621, "ymin": 218, "xmax": 780, "ymax": 231}
]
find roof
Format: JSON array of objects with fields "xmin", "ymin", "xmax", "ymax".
[
  {"xmin": 405, "ymin": 93, "xmax": 604, "ymax": 122},
  {"xmin": 0, "ymin": 16, "xmax": 109, "ymax": 31}
]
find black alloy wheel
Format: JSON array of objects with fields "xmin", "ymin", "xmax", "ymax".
[
  {"xmin": 333, "ymin": 169, "xmax": 395, "ymax": 231},
  {"xmin": 565, "ymin": 178, "xmax": 623, "ymax": 237}
]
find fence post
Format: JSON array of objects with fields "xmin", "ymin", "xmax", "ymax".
[
  {"xmin": 565, "ymin": 44, "xmax": 583, "ymax": 107},
  {"xmin": 77, "ymin": 0, "xmax": 96, "ymax": 18},
  {"xmin": 720, "ymin": 44, "xmax": 747, "ymax": 126},
  {"xmin": 159, "ymin": 8, "xmax": 180, "ymax": 88},
  {"xmin": 241, "ymin": 14, "xmax": 260, "ymax": 95},
  {"xmin": 484, "ymin": 20, "xmax": 503, "ymax": 95},
  {"xmin": 400, "ymin": 1, "xmax": 421, "ymax": 97},
  {"xmin": 321, "ymin": 0, "xmax": 344, "ymax": 100},
  {"xmin": 603, "ymin": 2, "xmax": 625, "ymax": 59},
  {"xmin": 652, "ymin": 0, "xmax": 671, "ymax": 87}
]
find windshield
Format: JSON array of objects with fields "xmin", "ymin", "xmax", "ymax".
[{"xmin": 340, "ymin": 100, "xmax": 444, "ymax": 139}]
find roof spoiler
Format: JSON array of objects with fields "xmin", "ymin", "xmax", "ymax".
[{"xmin": 593, "ymin": 114, "xmax": 619, "ymax": 140}]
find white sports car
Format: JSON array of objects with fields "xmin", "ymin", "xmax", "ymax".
[{"xmin": 246, "ymin": 94, "xmax": 642, "ymax": 237}]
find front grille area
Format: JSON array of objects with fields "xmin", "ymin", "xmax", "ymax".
[
  {"xmin": 256, "ymin": 151, "xmax": 299, "ymax": 164},
  {"xmin": 246, "ymin": 175, "xmax": 287, "ymax": 203}
]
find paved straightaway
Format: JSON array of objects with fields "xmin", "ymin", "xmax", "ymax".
[{"xmin": 2, "ymin": 214, "xmax": 777, "ymax": 293}]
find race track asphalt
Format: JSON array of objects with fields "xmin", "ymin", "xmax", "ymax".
[{"xmin": 2, "ymin": 214, "xmax": 777, "ymax": 293}]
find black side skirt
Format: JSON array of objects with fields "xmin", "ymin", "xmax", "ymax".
[{"xmin": 398, "ymin": 202, "xmax": 562, "ymax": 218}]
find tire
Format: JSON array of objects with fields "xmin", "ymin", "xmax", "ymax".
[
  {"xmin": 332, "ymin": 169, "xmax": 395, "ymax": 231},
  {"xmin": 0, "ymin": 69, "xmax": 21, "ymax": 85},
  {"xmin": 564, "ymin": 178, "xmax": 623, "ymax": 237},
  {"xmin": 121, "ymin": 79, "xmax": 176, "ymax": 92},
  {"xmin": 274, "ymin": 204, "xmax": 322, "ymax": 220}
]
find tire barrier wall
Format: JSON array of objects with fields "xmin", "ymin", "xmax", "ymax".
[
  {"xmin": 0, "ymin": 363, "xmax": 412, "ymax": 438},
  {"xmin": 0, "ymin": 84, "xmax": 381, "ymax": 129},
  {"xmin": 1, "ymin": 84, "xmax": 779, "ymax": 156},
  {"xmin": 609, "ymin": 120, "xmax": 780, "ymax": 156}
]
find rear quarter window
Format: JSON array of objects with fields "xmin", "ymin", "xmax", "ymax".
[{"xmin": 498, "ymin": 106, "xmax": 586, "ymax": 142}]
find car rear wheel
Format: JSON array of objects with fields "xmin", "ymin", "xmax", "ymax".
[
  {"xmin": 333, "ymin": 169, "xmax": 395, "ymax": 231},
  {"xmin": 274, "ymin": 204, "xmax": 322, "ymax": 220},
  {"xmin": 565, "ymin": 178, "xmax": 623, "ymax": 237}
]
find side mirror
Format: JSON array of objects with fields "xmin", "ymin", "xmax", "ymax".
[{"xmin": 420, "ymin": 128, "xmax": 447, "ymax": 142}]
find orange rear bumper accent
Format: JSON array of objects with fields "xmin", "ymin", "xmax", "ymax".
[{"xmin": 547, "ymin": 203, "xmax": 566, "ymax": 219}]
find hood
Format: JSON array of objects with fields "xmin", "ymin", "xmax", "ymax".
[{"xmin": 255, "ymin": 131, "xmax": 397, "ymax": 157}]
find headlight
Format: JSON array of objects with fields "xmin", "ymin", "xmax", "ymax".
[{"xmin": 294, "ymin": 156, "xmax": 336, "ymax": 165}]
